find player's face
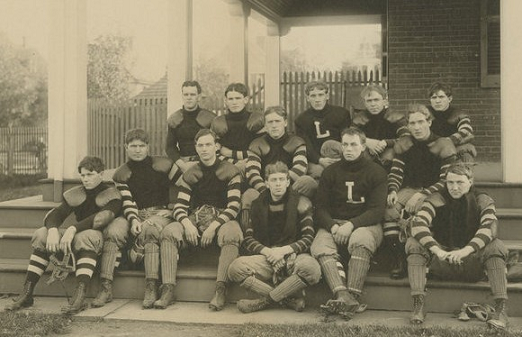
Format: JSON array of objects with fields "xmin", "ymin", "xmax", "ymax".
[
  {"xmin": 266, "ymin": 172, "xmax": 290, "ymax": 199},
  {"xmin": 125, "ymin": 139, "xmax": 149, "ymax": 162},
  {"xmin": 182, "ymin": 86, "xmax": 200, "ymax": 111},
  {"xmin": 79, "ymin": 167, "xmax": 103, "ymax": 190},
  {"xmin": 363, "ymin": 91, "xmax": 387, "ymax": 115},
  {"xmin": 407, "ymin": 112, "xmax": 432, "ymax": 140},
  {"xmin": 195, "ymin": 134, "xmax": 218, "ymax": 163},
  {"xmin": 306, "ymin": 88, "xmax": 329, "ymax": 111},
  {"xmin": 225, "ymin": 90, "xmax": 249, "ymax": 113},
  {"xmin": 446, "ymin": 172, "xmax": 472, "ymax": 199},
  {"xmin": 430, "ymin": 90, "xmax": 452, "ymax": 112},
  {"xmin": 265, "ymin": 112, "xmax": 287, "ymax": 139},
  {"xmin": 341, "ymin": 134, "xmax": 366, "ymax": 161}
]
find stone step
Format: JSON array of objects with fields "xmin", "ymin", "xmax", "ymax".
[
  {"xmin": 475, "ymin": 182, "xmax": 522, "ymax": 209},
  {"xmin": 1, "ymin": 258, "xmax": 521, "ymax": 316}
]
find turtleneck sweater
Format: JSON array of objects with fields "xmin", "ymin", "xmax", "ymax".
[
  {"xmin": 218, "ymin": 108, "xmax": 260, "ymax": 151},
  {"xmin": 126, "ymin": 156, "xmax": 170, "ymax": 209},
  {"xmin": 315, "ymin": 154, "xmax": 387, "ymax": 230}
]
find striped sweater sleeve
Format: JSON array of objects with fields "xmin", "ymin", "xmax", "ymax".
[
  {"xmin": 450, "ymin": 114, "xmax": 474, "ymax": 146},
  {"xmin": 115, "ymin": 182, "xmax": 139, "ymax": 222},
  {"xmin": 289, "ymin": 144, "xmax": 308, "ymax": 181},
  {"xmin": 246, "ymin": 150, "xmax": 266, "ymax": 193},
  {"xmin": 420, "ymin": 155, "xmax": 454, "ymax": 195},
  {"xmin": 387, "ymin": 156, "xmax": 405, "ymax": 193},
  {"xmin": 289, "ymin": 210, "xmax": 315, "ymax": 254},
  {"xmin": 173, "ymin": 179, "xmax": 192, "ymax": 222},
  {"xmin": 465, "ymin": 193, "xmax": 495, "ymax": 252},
  {"xmin": 216, "ymin": 174, "xmax": 242, "ymax": 225},
  {"xmin": 411, "ymin": 201, "xmax": 439, "ymax": 250},
  {"xmin": 243, "ymin": 225, "xmax": 266, "ymax": 255}
]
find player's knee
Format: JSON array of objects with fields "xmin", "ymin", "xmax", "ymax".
[
  {"xmin": 73, "ymin": 230, "xmax": 103, "ymax": 254},
  {"xmin": 217, "ymin": 221, "xmax": 243, "ymax": 247},
  {"xmin": 31, "ymin": 227, "xmax": 48, "ymax": 251},
  {"xmin": 294, "ymin": 256, "xmax": 321, "ymax": 285},
  {"xmin": 310, "ymin": 230, "xmax": 337, "ymax": 258},
  {"xmin": 104, "ymin": 217, "xmax": 129, "ymax": 247},
  {"xmin": 241, "ymin": 189, "xmax": 259, "ymax": 210},
  {"xmin": 141, "ymin": 225, "xmax": 160, "ymax": 244},
  {"xmin": 227, "ymin": 257, "xmax": 250, "ymax": 283},
  {"xmin": 292, "ymin": 175, "xmax": 318, "ymax": 199},
  {"xmin": 482, "ymin": 239, "xmax": 508, "ymax": 260},
  {"xmin": 348, "ymin": 229, "xmax": 378, "ymax": 255},
  {"xmin": 405, "ymin": 237, "xmax": 425, "ymax": 255},
  {"xmin": 160, "ymin": 222, "xmax": 183, "ymax": 246}
]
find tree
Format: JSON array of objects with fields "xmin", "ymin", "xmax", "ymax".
[
  {"xmin": 0, "ymin": 34, "xmax": 48, "ymax": 127},
  {"xmin": 87, "ymin": 34, "xmax": 134, "ymax": 101}
]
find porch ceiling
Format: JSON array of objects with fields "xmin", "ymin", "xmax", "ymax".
[{"xmin": 245, "ymin": 0, "xmax": 386, "ymax": 22}]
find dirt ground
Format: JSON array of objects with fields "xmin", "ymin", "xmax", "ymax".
[{"xmin": 57, "ymin": 320, "xmax": 242, "ymax": 337}]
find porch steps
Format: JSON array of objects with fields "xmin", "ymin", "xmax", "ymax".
[{"xmin": 1, "ymin": 257, "xmax": 521, "ymax": 316}]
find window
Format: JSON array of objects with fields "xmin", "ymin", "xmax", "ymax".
[{"xmin": 481, "ymin": 0, "xmax": 500, "ymax": 88}]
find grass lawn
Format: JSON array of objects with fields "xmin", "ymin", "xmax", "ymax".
[
  {"xmin": 0, "ymin": 311, "xmax": 71, "ymax": 336},
  {"xmin": 0, "ymin": 185, "xmax": 41, "ymax": 202},
  {"xmin": 0, "ymin": 174, "xmax": 44, "ymax": 202}
]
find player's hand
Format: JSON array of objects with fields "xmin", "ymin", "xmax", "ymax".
[
  {"xmin": 46, "ymin": 228, "xmax": 61, "ymax": 253},
  {"xmin": 333, "ymin": 222, "xmax": 354, "ymax": 246},
  {"xmin": 130, "ymin": 219, "xmax": 142, "ymax": 236},
  {"xmin": 405, "ymin": 192, "xmax": 426, "ymax": 214},
  {"xmin": 366, "ymin": 138, "xmax": 385, "ymax": 155},
  {"xmin": 387, "ymin": 191, "xmax": 398, "ymax": 206},
  {"xmin": 319, "ymin": 157, "xmax": 339, "ymax": 168},
  {"xmin": 262, "ymin": 247, "xmax": 286, "ymax": 266},
  {"xmin": 201, "ymin": 221, "xmax": 219, "ymax": 248},
  {"xmin": 220, "ymin": 146, "xmax": 233, "ymax": 157},
  {"xmin": 446, "ymin": 247, "xmax": 473, "ymax": 265},
  {"xmin": 60, "ymin": 227, "xmax": 77, "ymax": 255},
  {"xmin": 182, "ymin": 219, "xmax": 200, "ymax": 246},
  {"xmin": 432, "ymin": 247, "xmax": 449, "ymax": 262}
]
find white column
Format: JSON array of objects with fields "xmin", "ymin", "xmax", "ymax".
[
  {"xmin": 167, "ymin": 0, "xmax": 190, "ymax": 116},
  {"xmin": 48, "ymin": 0, "xmax": 87, "ymax": 200},
  {"xmin": 501, "ymin": 0, "xmax": 522, "ymax": 183},
  {"xmin": 227, "ymin": 0, "xmax": 249, "ymax": 84},
  {"xmin": 264, "ymin": 23, "xmax": 280, "ymax": 106}
]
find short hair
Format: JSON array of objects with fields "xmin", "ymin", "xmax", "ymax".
[
  {"xmin": 225, "ymin": 83, "xmax": 249, "ymax": 97},
  {"xmin": 446, "ymin": 163, "xmax": 474, "ymax": 180},
  {"xmin": 360, "ymin": 85, "xmax": 388, "ymax": 100},
  {"xmin": 264, "ymin": 161, "xmax": 289, "ymax": 180},
  {"xmin": 305, "ymin": 81, "xmax": 329, "ymax": 95},
  {"xmin": 264, "ymin": 106, "xmax": 287, "ymax": 120},
  {"xmin": 194, "ymin": 128, "xmax": 217, "ymax": 143},
  {"xmin": 125, "ymin": 128, "xmax": 149, "ymax": 145},
  {"xmin": 341, "ymin": 126, "xmax": 367, "ymax": 145},
  {"xmin": 428, "ymin": 82, "xmax": 453, "ymax": 98},
  {"xmin": 406, "ymin": 104, "xmax": 433, "ymax": 122},
  {"xmin": 78, "ymin": 156, "xmax": 105, "ymax": 173},
  {"xmin": 182, "ymin": 80, "xmax": 202, "ymax": 94}
]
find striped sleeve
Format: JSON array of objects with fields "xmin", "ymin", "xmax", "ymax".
[
  {"xmin": 115, "ymin": 182, "xmax": 139, "ymax": 222},
  {"xmin": 243, "ymin": 226, "xmax": 266, "ymax": 255},
  {"xmin": 421, "ymin": 155, "xmax": 454, "ymax": 195},
  {"xmin": 216, "ymin": 174, "xmax": 241, "ymax": 225},
  {"xmin": 246, "ymin": 150, "xmax": 266, "ymax": 193},
  {"xmin": 289, "ymin": 144, "xmax": 308, "ymax": 181},
  {"xmin": 449, "ymin": 115, "xmax": 474, "ymax": 146},
  {"xmin": 388, "ymin": 156, "xmax": 405, "ymax": 193},
  {"xmin": 465, "ymin": 194, "xmax": 495, "ymax": 252},
  {"xmin": 411, "ymin": 201, "xmax": 439, "ymax": 250},
  {"xmin": 289, "ymin": 211, "xmax": 315, "ymax": 254},
  {"xmin": 173, "ymin": 180, "xmax": 192, "ymax": 222}
]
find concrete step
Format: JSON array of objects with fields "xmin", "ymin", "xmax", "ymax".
[
  {"xmin": 475, "ymin": 182, "xmax": 522, "ymax": 209},
  {"xmin": 1, "ymin": 257, "xmax": 521, "ymax": 316}
]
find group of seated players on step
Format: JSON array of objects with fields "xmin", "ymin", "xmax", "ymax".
[{"xmin": 5, "ymin": 80, "xmax": 509, "ymax": 331}]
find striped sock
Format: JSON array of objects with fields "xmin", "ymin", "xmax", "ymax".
[
  {"xmin": 144, "ymin": 243, "xmax": 160, "ymax": 280},
  {"xmin": 484, "ymin": 257, "xmax": 508, "ymax": 299},
  {"xmin": 217, "ymin": 244, "xmax": 239, "ymax": 283},
  {"xmin": 26, "ymin": 249, "xmax": 50, "ymax": 283},
  {"xmin": 407, "ymin": 253, "xmax": 427, "ymax": 296},
  {"xmin": 318, "ymin": 256, "xmax": 347, "ymax": 294},
  {"xmin": 75, "ymin": 250, "xmax": 98, "ymax": 284},
  {"xmin": 240, "ymin": 275, "xmax": 273, "ymax": 296},
  {"xmin": 160, "ymin": 241, "xmax": 179, "ymax": 285},
  {"xmin": 347, "ymin": 247, "xmax": 371, "ymax": 295},
  {"xmin": 383, "ymin": 223, "xmax": 400, "ymax": 238},
  {"xmin": 100, "ymin": 241, "xmax": 119, "ymax": 281},
  {"xmin": 270, "ymin": 274, "xmax": 307, "ymax": 303}
]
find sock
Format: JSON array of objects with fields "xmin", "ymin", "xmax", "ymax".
[
  {"xmin": 407, "ymin": 253, "xmax": 427, "ymax": 296},
  {"xmin": 269, "ymin": 274, "xmax": 307, "ymax": 303},
  {"xmin": 217, "ymin": 244, "xmax": 238, "ymax": 283},
  {"xmin": 26, "ymin": 249, "xmax": 50, "ymax": 283},
  {"xmin": 318, "ymin": 255, "xmax": 347, "ymax": 294},
  {"xmin": 160, "ymin": 241, "xmax": 179, "ymax": 285},
  {"xmin": 485, "ymin": 257, "xmax": 508, "ymax": 300},
  {"xmin": 100, "ymin": 241, "xmax": 119, "ymax": 281},
  {"xmin": 241, "ymin": 275, "xmax": 274, "ymax": 296},
  {"xmin": 144, "ymin": 242, "xmax": 160, "ymax": 280},
  {"xmin": 347, "ymin": 247, "xmax": 371, "ymax": 296},
  {"xmin": 75, "ymin": 250, "xmax": 97, "ymax": 284}
]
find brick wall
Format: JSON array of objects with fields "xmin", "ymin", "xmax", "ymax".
[{"xmin": 388, "ymin": 0, "xmax": 501, "ymax": 162}]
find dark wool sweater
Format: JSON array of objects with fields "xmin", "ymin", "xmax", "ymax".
[
  {"xmin": 401, "ymin": 136, "xmax": 442, "ymax": 189},
  {"xmin": 315, "ymin": 155, "xmax": 387, "ymax": 230},
  {"xmin": 352, "ymin": 108, "xmax": 404, "ymax": 145},
  {"xmin": 294, "ymin": 104, "xmax": 351, "ymax": 164},
  {"xmin": 45, "ymin": 182, "xmax": 122, "ymax": 232},
  {"xmin": 166, "ymin": 108, "xmax": 203, "ymax": 161},
  {"xmin": 218, "ymin": 109, "xmax": 260, "ymax": 151},
  {"xmin": 427, "ymin": 105, "xmax": 473, "ymax": 146},
  {"xmin": 126, "ymin": 156, "xmax": 170, "ymax": 209}
]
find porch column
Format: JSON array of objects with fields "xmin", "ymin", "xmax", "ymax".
[
  {"xmin": 227, "ymin": 0, "xmax": 250, "ymax": 84},
  {"xmin": 264, "ymin": 23, "xmax": 280, "ymax": 106},
  {"xmin": 47, "ymin": 0, "xmax": 87, "ymax": 201},
  {"xmin": 501, "ymin": 0, "xmax": 522, "ymax": 183},
  {"xmin": 167, "ymin": 0, "xmax": 191, "ymax": 115}
]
